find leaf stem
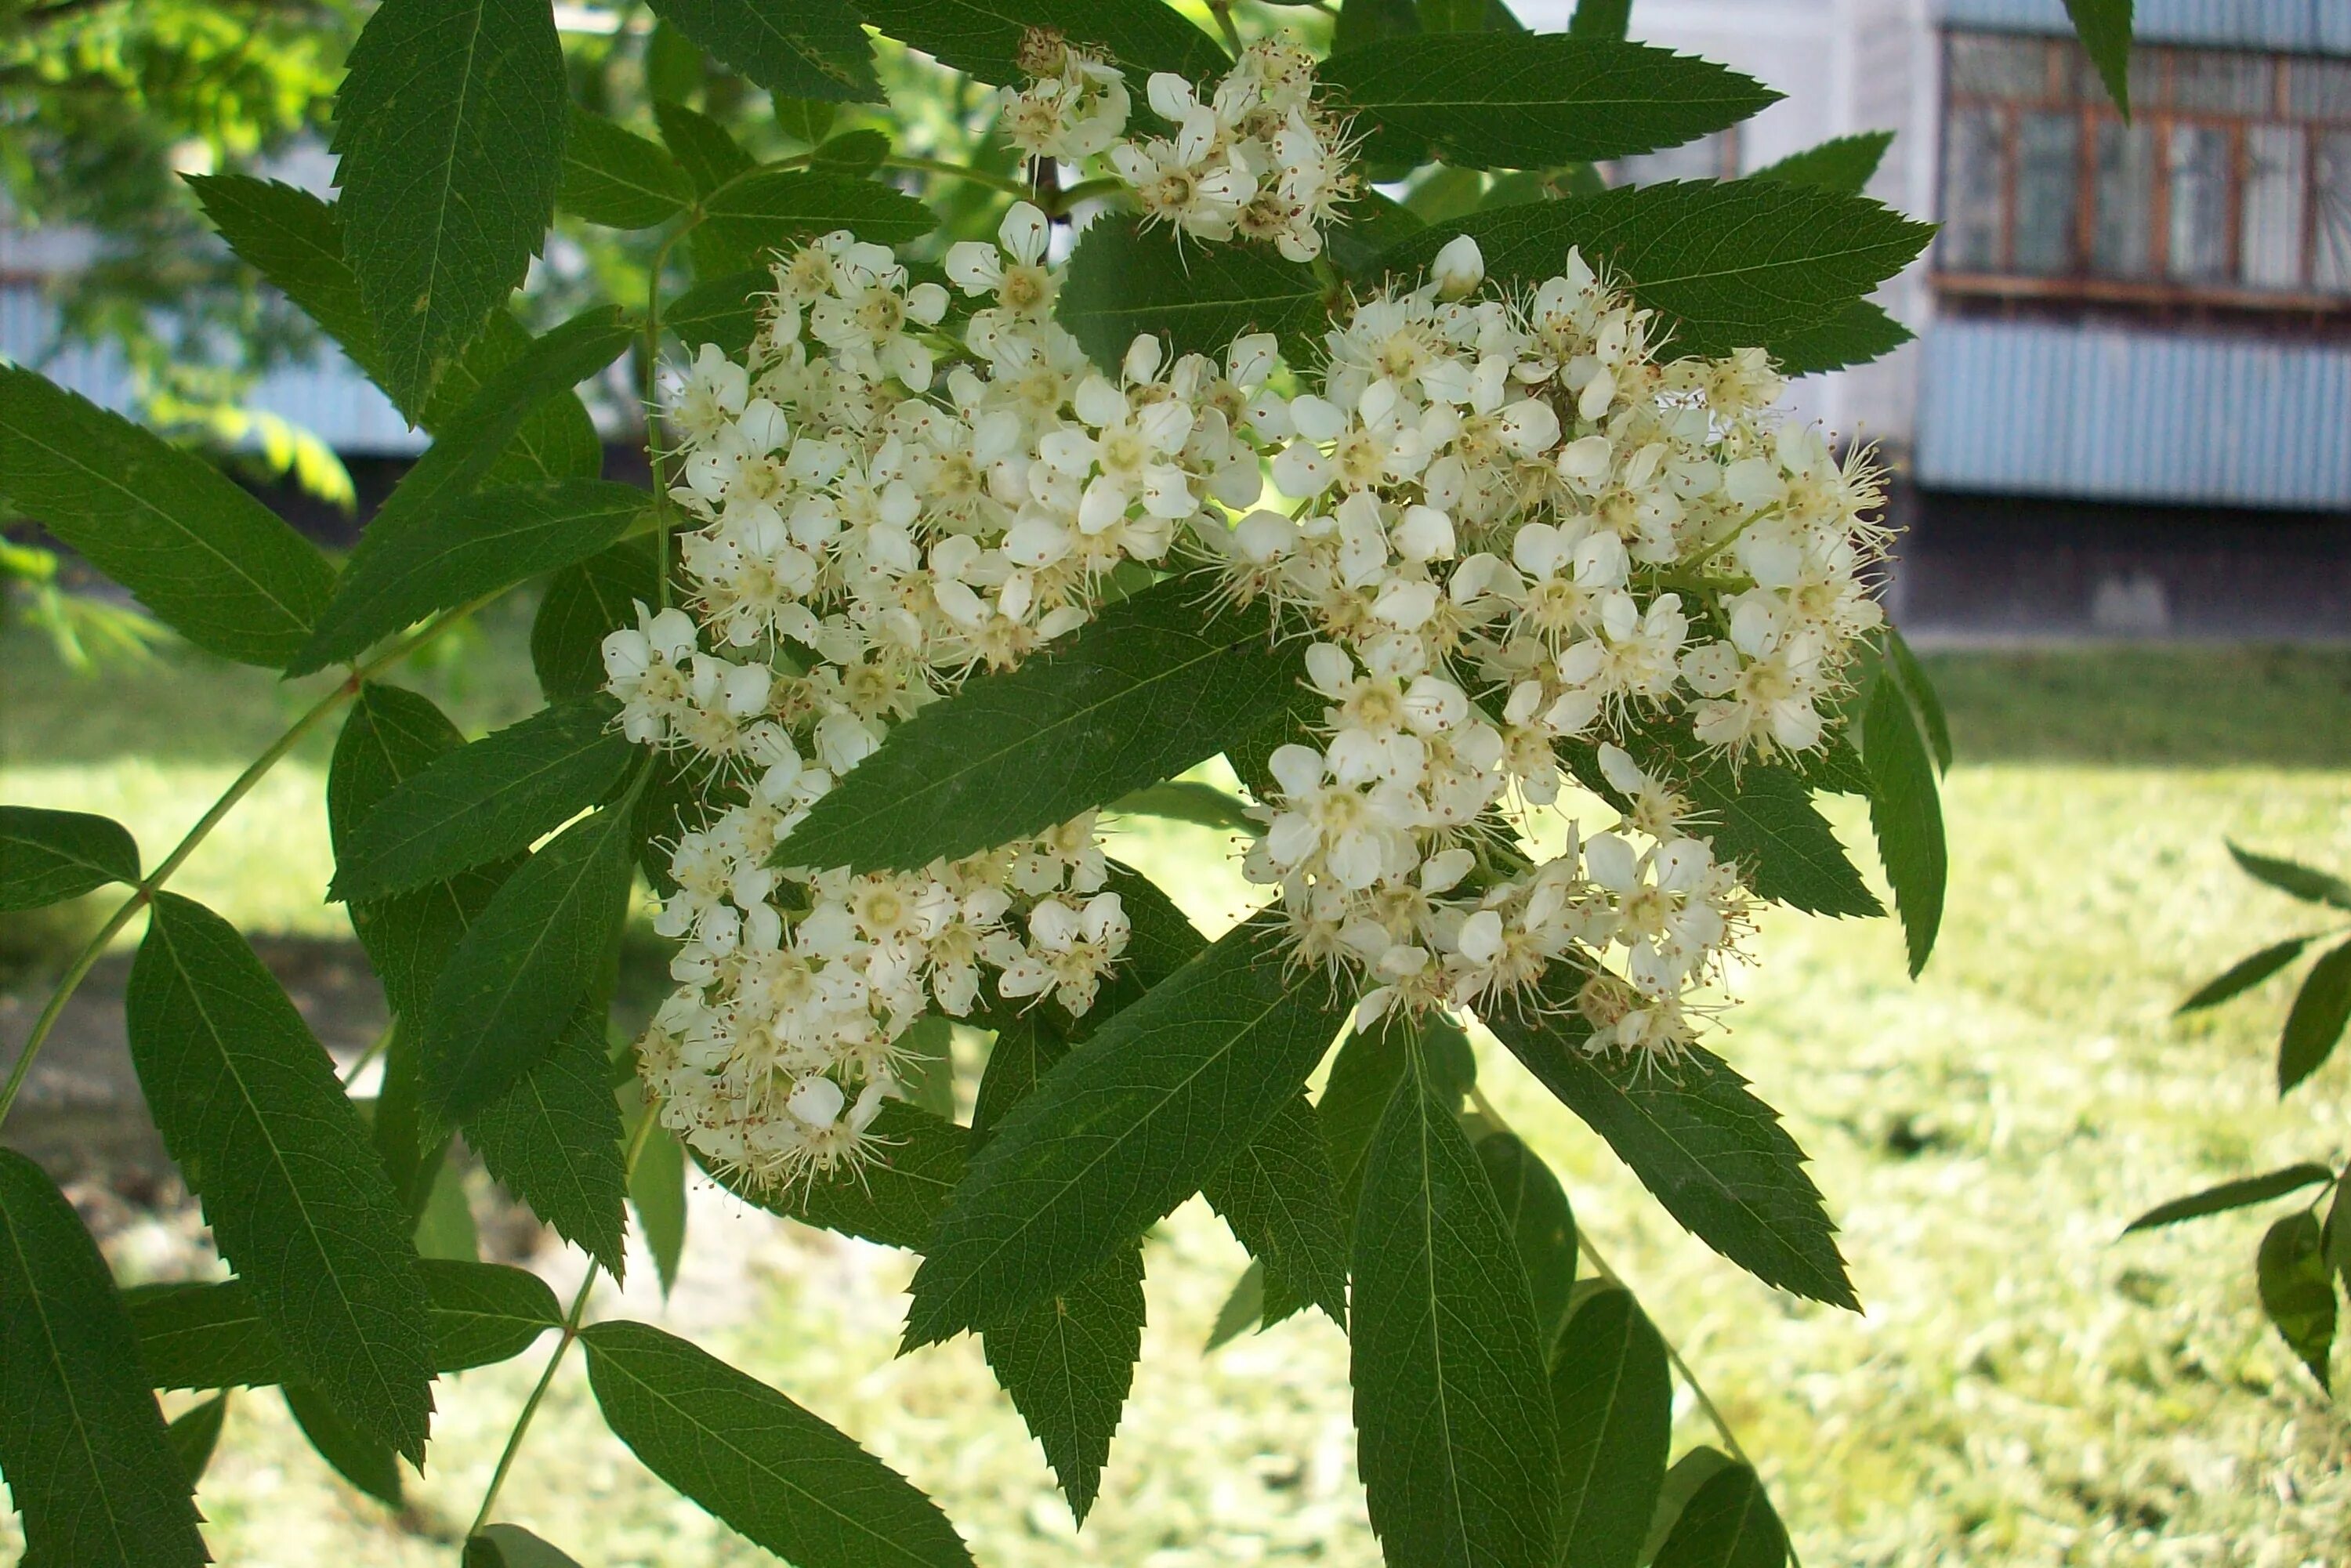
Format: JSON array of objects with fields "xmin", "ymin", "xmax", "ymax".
[
  {"xmin": 1208, "ymin": 0, "xmax": 1244, "ymax": 55},
  {"xmin": 642, "ymin": 223, "xmax": 695, "ymax": 611},
  {"xmin": 0, "ymin": 607, "xmax": 478, "ymax": 1128},
  {"xmin": 882, "ymin": 153, "xmax": 1031, "ymax": 197},
  {"xmin": 465, "ymin": 1103, "xmax": 663, "ymax": 1538},
  {"xmin": 1049, "ymin": 176, "xmax": 1129, "ymax": 217}
]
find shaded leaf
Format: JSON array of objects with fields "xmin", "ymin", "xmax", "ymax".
[
  {"xmin": 811, "ymin": 129, "xmax": 891, "ymax": 176},
  {"xmin": 163, "ymin": 1393, "xmax": 228, "ymax": 1489},
  {"xmin": 1385, "ymin": 179, "xmax": 1936, "ymax": 362},
  {"xmin": 654, "ymin": 100, "xmax": 755, "ymax": 197},
  {"xmin": 0, "ymin": 806, "xmax": 139, "ymax": 911},
  {"xmin": 972, "ymin": 1011, "xmax": 1067, "ymax": 1146},
  {"xmin": 531, "ymin": 539, "xmax": 663, "ymax": 702},
  {"xmin": 284, "ymin": 1383, "xmax": 403, "ymax": 1507},
  {"xmin": 1107, "ymin": 780, "xmax": 1262, "ymax": 836},
  {"xmin": 1206, "ymin": 1261, "xmax": 1268, "ymax": 1353},
  {"xmin": 708, "ymin": 1101, "xmax": 969, "ymax": 1252},
  {"xmin": 1552, "ymin": 1286, "xmax": 1671, "ymax": 1568},
  {"xmin": 1766, "ymin": 299, "xmax": 1913, "ymax": 376},
  {"xmin": 645, "ymin": 0, "xmax": 880, "ymax": 102},
  {"xmin": 2327, "ymin": 1184, "xmax": 2351, "ymax": 1289},
  {"xmin": 465, "ymin": 1009, "xmax": 630, "ymax": 1274},
  {"xmin": 2279, "ymin": 941, "xmax": 2351, "ymax": 1094},
  {"xmin": 1569, "ymin": 0, "xmax": 1632, "ymax": 37},
  {"xmin": 629, "ymin": 1109, "xmax": 689, "ymax": 1297},
  {"xmin": 661, "ymin": 268, "xmax": 768, "ymax": 358},
  {"xmin": 853, "ymin": 0, "xmax": 1227, "ymax": 89},
  {"xmin": 2230, "ymin": 842, "xmax": 2351, "ymax": 912},
  {"xmin": 334, "ymin": 0, "xmax": 568, "ymax": 415},
  {"xmin": 127, "ymin": 893, "xmax": 433, "ymax": 1461},
  {"xmin": 894, "ymin": 1013, "xmax": 962, "ymax": 1120},
  {"xmin": 300, "ymin": 480, "xmax": 647, "ymax": 671},
  {"xmin": 1684, "ymin": 756, "xmax": 1879, "ymax": 918},
  {"xmin": 1863, "ymin": 654, "xmax": 1947, "ymax": 976},
  {"xmin": 981, "ymin": 1246, "xmax": 1147, "ymax": 1524},
  {"xmin": 560, "ymin": 107, "xmax": 694, "ymax": 227},
  {"xmin": 696, "ymin": 169, "xmax": 938, "ymax": 274},
  {"xmin": 2124, "ymin": 1164, "xmax": 2336, "ymax": 1234},
  {"xmin": 1640, "ymin": 1447, "xmax": 1737, "ymax": 1563},
  {"xmin": 907, "ymin": 918, "xmax": 1347, "ymax": 1344},
  {"xmin": 0, "ymin": 1148, "xmax": 206, "ymax": 1565},
  {"xmin": 1883, "ymin": 625, "xmax": 1951, "ymax": 771},
  {"xmin": 1486, "ymin": 1008, "xmax": 1856, "ymax": 1308},
  {"xmin": 465, "ymin": 1524, "xmax": 588, "ymax": 1568},
  {"xmin": 1750, "ymin": 130, "xmax": 1894, "ymax": 195},
  {"xmin": 1650, "ymin": 1461, "xmax": 1790, "ymax": 1568},
  {"xmin": 2064, "ymin": 0, "xmax": 2135, "ymax": 115},
  {"xmin": 1351, "ymin": 1035, "xmax": 1558, "ymax": 1568},
  {"xmin": 582, "ymin": 1320, "xmax": 974, "ymax": 1566},
  {"xmin": 2178, "ymin": 937, "xmax": 2314, "ymax": 1015},
  {"xmin": 1324, "ymin": 35, "xmax": 1777, "ymax": 171},
  {"xmin": 1202, "ymin": 1096, "xmax": 1350, "ymax": 1325},
  {"xmin": 780, "ymin": 581, "xmax": 1291, "ymax": 875},
  {"xmin": 421, "ymin": 805, "xmax": 636, "ymax": 1119},
  {"xmin": 331, "ymin": 697, "xmax": 634, "ymax": 904},
  {"xmin": 1059, "ymin": 219, "xmax": 1328, "ymax": 372},
  {"xmin": 126, "ymin": 1260, "xmax": 561, "ymax": 1390},
  {"xmin": 1475, "ymin": 1132, "xmax": 1577, "ymax": 1349},
  {"xmin": 0, "ymin": 364, "xmax": 333, "ymax": 667},
  {"xmin": 412, "ymin": 1158, "xmax": 480, "ymax": 1260},
  {"xmin": 2258, "ymin": 1211, "xmax": 2336, "ymax": 1390}
]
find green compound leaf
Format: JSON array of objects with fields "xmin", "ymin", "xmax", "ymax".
[
  {"xmin": 644, "ymin": 0, "xmax": 880, "ymax": 102},
  {"xmin": 333, "ymin": 0, "xmax": 568, "ymax": 416},
  {"xmin": 343, "ymin": 307, "xmax": 636, "ymax": 600},
  {"xmin": 1650, "ymin": 1461, "xmax": 1791, "ymax": 1568},
  {"xmin": 465, "ymin": 1524, "xmax": 587, "ymax": 1568},
  {"xmin": 1351, "ymin": 1036, "xmax": 1559, "ymax": 1568},
  {"xmin": 1386, "ymin": 179, "xmax": 1936, "ymax": 363},
  {"xmin": 2230, "ymin": 842, "xmax": 2351, "ymax": 913},
  {"xmin": 1486, "ymin": 1009, "xmax": 1857, "ymax": 1309},
  {"xmin": 2258, "ymin": 1211, "xmax": 2338, "ymax": 1391},
  {"xmin": 0, "ymin": 364, "xmax": 334, "ymax": 668},
  {"xmin": 1205, "ymin": 1261, "xmax": 1266, "ymax": 1352},
  {"xmin": 284, "ymin": 1382, "xmax": 403, "ymax": 1507},
  {"xmin": 164, "ymin": 1392, "xmax": 228, "ymax": 1487},
  {"xmin": 301, "ymin": 480, "xmax": 648, "ymax": 672},
  {"xmin": 329, "ymin": 683, "xmax": 521, "ymax": 1023},
  {"xmin": 532, "ymin": 539, "xmax": 663, "ymax": 703},
  {"xmin": 2122, "ymin": 1164, "xmax": 2337, "ymax": 1235},
  {"xmin": 654, "ymin": 100, "xmax": 757, "ymax": 197},
  {"xmin": 854, "ymin": 0, "xmax": 1229, "ymax": 89},
  {"xmin": 2177, "ymin": 937, "xmax": 2315, "ymax": 1016},
  {"xmin": 662, "ymin": 268, "xmax": 769, "ymax": 358},
  {"xmin": 465, "ymin": 1008, "xmax": 630, "ymax": 1275},
  {"xmin": 581, "ymin": 1320, "xmax": 975, "ymax": 1567},
  {"xmin": 2279, "ymin": 941, "xmax": 2351, "ymax": 1095},
  {"xmin": 708, "ymin": 1101, "xmax": 970, "ymax": 1251},
  {"xmin": 1323, "ymin": 35, "xmax": 1778, "ymax": 172},
  {"xmin": 1766, "ymin": 299, "xmax": 1914, "ymax": 376},
  {"xmin": 694, "ymin": 168, "xmax": 939, "ymax": 274},
  {"xmin": 981, "ymin": 1244, "xmax": 1147, "ymax": 1525},
  {"xmin": 1684, "ymin": 755, "xmax": 1880, "ymax": 918},
  {"xmin": 971, "ymin": 1010, "xmax": 1070, "ymax": 1146},
  {"xmin": 1107, "ymin": 780, "xmax": 1262, "ymax": 837},
  {"xmin": 331, "ymin": 697, "xmax": 636, "ymax": 905},
  {"xmin": 906, "ymin": 918, "xmax": 1349, "ymax": 1345},
  {"xmin": 560, "ymin": 107, "xmax": 695, "ymax": 228},
  {"xmin": 1059, "ymin": 219, "xmax": 1328, "ymax": 373},
  {"xmin": 1474, "ymin": 1131, "xmax": 1578, "ymax": 1350},
  {"xmin": 1202, "ymin": 1096, "xmax": 1351, "ymax": 1326},
  {"xmin": 1883, "ymin": 625, "xmax": 1951, "ymax": 772},
  {"xmin": 125, "ymin": 895, "xmax": 433, "ymax": 1461},
  {"xmin": 2064, "ymin": 0, "xmax": 2135, "ymax": 116},
  {"xmin": 779, "ymin": 581, "xmax": 1292, "ymax": 875},
  {"xmin": 0, "ymin": 806, "xmax": 139, "ymax": 911},
  {"xmin": 0, "ymin": 1149, "xmax": 206, "ymax": 1566},
  {"xmin": 1863, "ymin": 654, "xmax": 1947, "ymax": 976},
  {"xmin": 420, "ymin": 804, "xmax": 636, "ymax": 1120},
  {"xmin": 629, "ymin": 1106, "xmax": 689, "ymax": 1297},
  {"xmin": 189, "ymin": 177, "xmax": 600, "ymax": 483},
  {"xmin": 1751, "ymin": 130, "xmax": 1895, "ymax": 195},
  {"xmin": 1552, "ymin": 1286, "xmax": 1672, "ymax": 1568},
  {"xmin": 1569, "ymin": 0, "xmax": 1632, "ymax": 37},
  {"xmin": 125, "ymin": 1259, "xmax": 560, "ymax": 1390}
]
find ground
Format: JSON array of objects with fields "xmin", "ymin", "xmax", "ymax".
[{"xmin": 2, "ymin": 617, "xmax": 2348, "ymax": 1566}]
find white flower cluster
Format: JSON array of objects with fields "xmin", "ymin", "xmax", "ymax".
[
  {"xmin": 1192, "ymin": 236, "xmax": 1889, "ymax": 1056},
  {"xmin": 1005, "ymin": 32, "xmax": 1357, "ymax": 260}
]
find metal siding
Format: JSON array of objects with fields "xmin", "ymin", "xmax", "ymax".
[
  {"xmin": 1916, "ymin": 319, "xmax": 2351, "ymax": 508},
  {"xmin": 0, "ymin": 284, "xmax": 424, "ymax": 455},
  {"xmin": 1938, "ymin": 0, "xmax": 2351, "ymax": 54}
]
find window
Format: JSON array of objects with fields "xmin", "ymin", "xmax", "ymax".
[{"xmin": 1937, "ymin": 31, "xmax": 2351, "ymax": 305}]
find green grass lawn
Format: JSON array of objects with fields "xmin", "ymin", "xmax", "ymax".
[{"xmin": 4, "ymin": 621, "xmax": 2348, "ymax": 1565}]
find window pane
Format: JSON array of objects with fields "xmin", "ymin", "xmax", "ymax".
[
  {"xmin": 2242, "ymin": 125, "xmax": 2306, "ymax": 288},
  {"xmin": 2287, "ymin": 58, "xmax": 2351, "ymax": 119},
  {"xmin": 1950, "ymin": 33, "xmax": 2050, "ymax": 100},
  {"xmin": 2317, "ymin": 130, "xmax": 2351, "ymax": 294},
  {"xmin": 2091, "ymin": 120, "xmax": 2157, "ymax": 277},
  {"xmin": 2014, "ymin": 111, "xmax": 2080, "ymax": 273},
  {"xmin": 2166, "ymin": 124, "xmax": 2232, "ymax": 283},
  {"xmin": 2171, "ymin": 50, "xmax": 2273, "ymax": 115},
  {"xmin": 1941, "ymin": 106, "xmax": 2005, "ymax": 271}
]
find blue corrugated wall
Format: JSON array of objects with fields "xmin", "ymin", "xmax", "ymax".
[
  {"xmin": 1938, "ymin": 0, "xmax": 2351, "ymax": 55},
  {"xmin": 1916, "ymin": 320, "xmax": 2351, "ymax": 509}
]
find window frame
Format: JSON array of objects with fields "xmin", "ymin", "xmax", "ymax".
[{"xmin": 1933, "ymin": 30, "xmax": 2351, "ymax": 315}]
